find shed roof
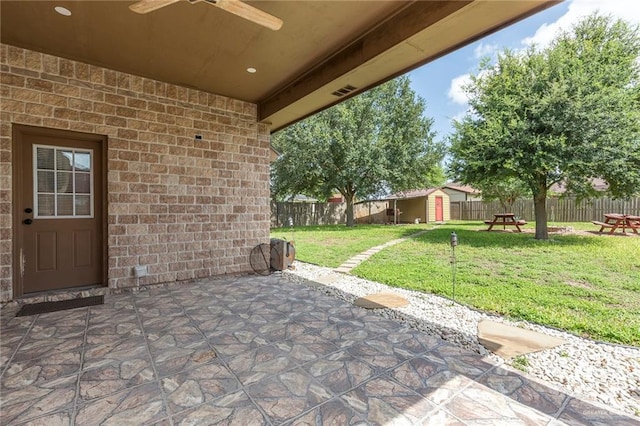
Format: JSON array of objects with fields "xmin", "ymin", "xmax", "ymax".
[{"xmin": 386, "ymin": 188, "xmax": 445, "ymax": 200}]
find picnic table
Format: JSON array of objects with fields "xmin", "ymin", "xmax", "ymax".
[
  {"xmin": 484, "ymin": 213, "xmax": 527, "ymax": 232},
  {"xmin": 592, "ymin": 213, "xmax": 640, "ymax": 234}
]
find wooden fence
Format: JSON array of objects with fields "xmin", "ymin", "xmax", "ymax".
[
  {"xmin": 271, "ymin": 200, "xmax": 390, "ymax": 227},
  {"xmin": 451, "ymin": 197, "xmax": 640, "ymax": 222}
]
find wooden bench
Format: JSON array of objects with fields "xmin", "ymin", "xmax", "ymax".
[
  {"xmin": 592, "ymin": 221, "xmax": 615, "ymax": 228},
  {"xmin": 485, "ymin": 217, "xmax": 527, "ymax": 232},
  {"xmin": 625, "ymin": 216, "xmax": 640, "ymax": 234},
  {"xmin": 484, "ymin": 220, "xmax": 527, "ymax": 225}
]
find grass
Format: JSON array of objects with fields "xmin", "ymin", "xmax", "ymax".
[
  {"xmin": 270, "ymin": 223, "xmax": 433, "ymax": 267},
  {"xmin": 273, "ymin": 221, "xmax": 640, "ymax": 346}
]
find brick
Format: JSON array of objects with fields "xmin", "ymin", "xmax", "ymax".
[
  {"xmin": 54, "ymin": 108, "xmax": 79, "ymax": 121},
  {"xmin": 1, "ymin": 44, "xmax": 271, "ymax": 301},
  {"xmin": 2, "ymin": 73, "xmax": 25, "ymax": 87},
  {"xmin": 59, "ymin": 59, "xmax": 74, "ymax": 77}
]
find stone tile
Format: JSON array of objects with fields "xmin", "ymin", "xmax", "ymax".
[
  {"xmin": 0, "ymin": 315, "xmax": 35, "ymax": 331},
  {"xmin": 195, "ymin": 315, "xmax": 254, "ymax": 334},
  {"xmin": 1, "ymin": 328, "xmax": 29, "ymax": 371},
  {"xmin": 183, "ymin": 305, "xmax": 231, "ymax": 319},
  {"xmin": 206, "ymin": 328, "xmax": 270, "ymax": 358},
  {"xmin": 317, "ymin": 321, "xmax": 378, "ymax": 347},
  {"xmin": 150, "ymin": 339, "xmax": 219, "ymax": 378},
  {"xmin": 326, "ymin": 306, "xmax": 370, "ymax": 324},
  {"xmin": 341, "ymin": 376, "xmax": 438, "ymax": 424},
  {"xmin": 0, "ymin": 374, "xmax": 77, "ymax": 424},
  {"xmin": 431, "ymin": 343, "xmax": 498, "ymax": 379},
  {"xmin": 161, "ymin": 362, "xmax": 240, "ymax": 414},
  {"xmin": 136, "ymin": 302, "xmax": 185, "ymax": 319},
  {"xmin": 33, "ymin": 308, "xmax": 88, "ymax": 326},
  {"xmin": 389, "ymin": 357, "xmax": 476, "ymax": 405},
  {"xmin": 75, "ymin": 382, "xmax": 167, "ymax": 425},
  {"xmin": 275, "ymin": 334, "xmax": 340, "ymax": 365},
  {"xmin": 257, "ymin": 321, "xmax": 309, "ymax": 342},
  {"xmin": 477, "ymin": 366, "xmax": 568, "ymax": 415},
  {"xmin": 11, "ymin": 336, "xmax": 84, "ymax": 363},
  {"xmin": 358, "ymin": 314, "xmax": 406, "ymax": 335},
  {"xmin": 301, "ymin": 350, "xmax": 378, "ymax": 395},
  {"xmin": 420, "ymin": 409, "xmax": 466, "ymax": 425},
  {"xmin": 246, "ymin": 368, "xmax": 333, "ymax": 424},
  {"xmin": 87, "ymin": 308, "xmax": 141, "ymax": 342},
  {"xmin": 83, "ymin": 335, "xmax": 151, "ymax": 371},
  {"xmin": 343, "ymin": 339, "xmax": 406, "ymax": 371},
  {"xmin": 443, "ymin": 383, "xmax": 554, "ymax": 425},
  {"xmin": 226, "ymin": 345, "xmax": 297, "ymax": 386},
  {"xmin": 3, "ymin": 350, "xmax": 81, "ymax": 388},
  {"xmin": 287, "ymin": 398, "xmax": 367, "ymax": 425},
  {"xmin": 78, "ymin": 357, "xmax": 155, "ymax": 402},
  {"xmin": 171, "ymin": 390, "xmax": 268, "ymax": 425},
  {"xmin": 558, "ymin": 397, "xmax": 640, "ymax": 425},
  {"xmin": 13, "ymin": 410, "xmax": 74, "ymax": 425}
]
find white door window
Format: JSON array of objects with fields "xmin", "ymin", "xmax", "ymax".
[{"xmin": 34, "ymin": 145, "xmax": 93, "ymax": 218}]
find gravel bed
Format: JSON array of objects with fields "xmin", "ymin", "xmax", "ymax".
[{"xmin": 282, "ymin": 261, "xmax": 640, "ymax": 418}]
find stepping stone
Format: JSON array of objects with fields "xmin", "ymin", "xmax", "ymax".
[
  {"xmin": 354, "ymin": 293, "xmax": 409, "ymax": 309},
  {"xmin": 478, "ymin": 320, "xmax": 566, "ymax": 359}
]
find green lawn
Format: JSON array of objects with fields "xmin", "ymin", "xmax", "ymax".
[
  {"xmin": 273, "ymin": 221, "xmax": 640, "ymax": 345},
  {"xmin": 271, "ymin": 224, "xmax": 433, "ymax": 267}
]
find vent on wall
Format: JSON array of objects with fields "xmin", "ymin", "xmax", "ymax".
[{"xmin": 332, "ymin": 85, "xmax": 357, "ymax": 97}]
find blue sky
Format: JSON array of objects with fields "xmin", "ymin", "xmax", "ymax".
[{"xmin": 408, "ymin": 0, "xmax": 640, "ymax": 142}]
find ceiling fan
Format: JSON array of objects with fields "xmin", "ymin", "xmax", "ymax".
[{"xmin": 129, "ymin": 0, "xmax": 283, "ymax": 31}]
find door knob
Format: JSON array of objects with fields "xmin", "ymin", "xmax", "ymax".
[
  {"xmin": 24, "ymin": 208, "xmax": 33, "ymax": 214},
  {"xmin": 23, "ymin": 219, "xmax": 33, "ymax": 225}
]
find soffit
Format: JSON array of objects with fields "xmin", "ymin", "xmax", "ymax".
[{"xmin": 0, "ymin": 1, "xmax": 559, "ymax": 132}]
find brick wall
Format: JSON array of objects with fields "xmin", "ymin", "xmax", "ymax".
[{"xmin": 0, "ymin": 44, "xmax": 271, "ymax": 302}]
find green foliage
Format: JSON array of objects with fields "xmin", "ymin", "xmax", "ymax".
[
  {"xmin": 271, "ymin": 76, "xmax": 445, "ymax": 226},
  {"xmin": 475, "ymin": 177, "xmax": 531, "ymax": 212},
  {"xmin": 449, "ymin": 14, "xmax": 640, "ymax": 239},
  {"xmin": 511, "ymin": 355, "xmax": 530, "ymax": 372}
]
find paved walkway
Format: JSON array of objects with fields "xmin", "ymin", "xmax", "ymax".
[
  {"xmin": 334, "ymin": 229, "xmax": 431, "ymax": 273},
  {"xmin": 1, "ymin": 274, "xmax": 638, "ymax": 424}
]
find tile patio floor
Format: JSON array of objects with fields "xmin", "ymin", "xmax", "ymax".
[{"xmin": 1, "ymin": 274, "xmax": 637, "ymax": 425}]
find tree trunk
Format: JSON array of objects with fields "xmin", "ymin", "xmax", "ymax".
[
  {"xmin": 345, "ymin": 193, "xmax": 355, "ymax": 227},
  {"xmin": 533, "ymin": 189, "xmax": 548, "ymax": 240}
]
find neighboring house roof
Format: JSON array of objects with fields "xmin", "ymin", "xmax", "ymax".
[
  {"xmin": 549, "ymin": 178, "xmax": 609, "ymax": 194},
  {"xmin": 0, "ymin": 1, "xmax": 557, "ymax": 132},
  {"xmin": 386, "ymin": 188, "xmax": 442, "ymax": 200},
  {"xmin": 443, "ymin": 183, "xmax": 480, "ymax": 195},
  {"xmin": 283, "ymin": 194, "xmax": 318, "ymax": 203}
]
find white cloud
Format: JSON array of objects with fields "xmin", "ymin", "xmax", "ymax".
[
  {"xmin": 523, "ymin": 0, "xmax": 640, "ymax": 48},
  {"xmin": 473, "ymin": 43, "xmax": 499, "ymax": 59},
  {"xmin": 448, "ymin": 74, "xmax": 471, "ymax": 105}
]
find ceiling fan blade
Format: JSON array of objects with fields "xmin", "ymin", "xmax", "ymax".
[
  {"xmin": 208, "ymin": 0, "xmax": 283, "ymax": 31},
  {"xmin": 129, "ymin": 0, "xmax": 181, "ymax": 14}
]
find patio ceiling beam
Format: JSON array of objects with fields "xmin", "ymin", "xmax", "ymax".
[
  {"xmin": 260, "ymin": 0, "xmax": 561, "ymax": 132},
  {"xmin": 258, "ymin": 0, "xmax": 470, "ymax": 127}
]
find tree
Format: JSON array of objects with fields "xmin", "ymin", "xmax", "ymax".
[
  {"xmin": 449, "ymin": 14, "xmax": 640, "ymax": 239},
  {"xmin": 476, "ymin": 177, "xmax": 531, "ymax": 213},
  {"xmin": 271, "ymin": 76, "xmax": 445, "ymax": 226}
]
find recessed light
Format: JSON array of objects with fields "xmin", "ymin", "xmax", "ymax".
[
  {"xmin": 55, "ymin": 6, "xmax": 72, "ymax": 16},
  {"xmin": 247, "ymin": 67, "xmax": 257, "ymax": 74}
]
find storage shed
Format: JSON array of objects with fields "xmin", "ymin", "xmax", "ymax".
[{"xmin": 388, "ymin": 188, "xmax": 450, "ymax": 224}]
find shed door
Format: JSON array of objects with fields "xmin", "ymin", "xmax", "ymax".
[
  {"xmin": 14, "ymin": 125, "xmax": 105, "ymax": 295},
  {"xmin": 435, "ymin": 196, "xmax": 444, "ymax": 221}
]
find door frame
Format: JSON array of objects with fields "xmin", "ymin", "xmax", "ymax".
[
  {"xmin": 12, "ymin": 124, "xmax": 108, "ymax": 298},
  {"xmin": 435, "ymin": 196, "xmax": 444, "ymax": 222}
]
